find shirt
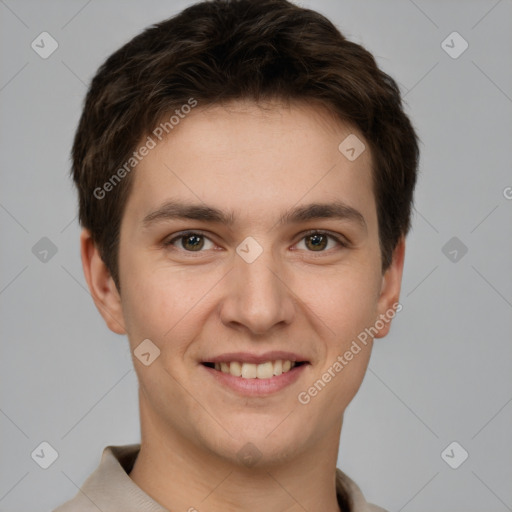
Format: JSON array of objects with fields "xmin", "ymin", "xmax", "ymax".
[{"xmin": 53, "ymin": 444, "xmax": 387, "ymax": 512}]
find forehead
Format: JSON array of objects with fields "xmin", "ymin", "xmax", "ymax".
[{"xmin": 122, "ymin": 100, "xmax": 376, "ymax": 230}]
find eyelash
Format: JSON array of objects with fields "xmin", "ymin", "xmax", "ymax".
[{"xmin": 164, "ymin": 229, "xmax": 348, "ymax": 254}]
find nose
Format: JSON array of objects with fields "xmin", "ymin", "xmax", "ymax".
[{"xmin": 219, "ymin": 248, "xmax": 295, "ymax": 336}]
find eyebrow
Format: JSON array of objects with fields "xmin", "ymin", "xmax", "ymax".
[{"xmin": 142, "ymin": 200, "xmax": 367, "ymax": 231}]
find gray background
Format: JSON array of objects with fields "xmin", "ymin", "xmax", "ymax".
[{"xmin": 1, "ymin": 0, "xmax": 511, "ymax": 510}]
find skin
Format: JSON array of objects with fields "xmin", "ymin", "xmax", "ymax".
[{"xmin": 81, "ymin": 99, "xmax": 405, "ymax": 512}]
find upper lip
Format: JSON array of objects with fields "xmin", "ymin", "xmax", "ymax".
[{"xmin": 202, "ymin": 351, "xmax": 309, "ymax": 364}]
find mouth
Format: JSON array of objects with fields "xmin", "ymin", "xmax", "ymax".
[
  {"xmin": 201, "ymin": 360, "xmax": 308, "ymax": 379},
  {"xmin": 200, "ymin": 353, "xmax": 310, "ymax": 396}
]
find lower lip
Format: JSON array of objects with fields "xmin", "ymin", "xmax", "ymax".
[{"xmin": 201, "ymin": 364, "xmax": 308, "ymax": 396}]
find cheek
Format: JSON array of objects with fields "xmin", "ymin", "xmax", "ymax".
[
  {"xmin": 297, "ymin": 275, "xmax": 378, "ymax": 421},
  {"xmin": 299, "ymin": 264, "xmax": 381, "ymax": 343},
  {"xmin": 119, "ymin": 261, "xmax": 218, "ymax": 355}
]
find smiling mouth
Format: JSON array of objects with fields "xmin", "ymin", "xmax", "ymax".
[{"xmin": 202, "ymin": 360, "xmax": 308, "ymax": 379}]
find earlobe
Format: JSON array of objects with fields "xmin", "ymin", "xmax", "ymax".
[
  {"xmin": 80, "ymin": 229, "xmax": 126, "ymax": 335},
  {"xmin": 374, "ymin": 237, "xmax": 406, "ymax": 339}
]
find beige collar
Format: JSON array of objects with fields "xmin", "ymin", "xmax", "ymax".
[{"xmin": 54, "ymin": 444, "xmax": 387, "ymax": 512}]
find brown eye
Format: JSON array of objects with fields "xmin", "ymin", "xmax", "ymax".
[
  {"xmin": 166, "ymin": 232, "xmax": 214, "ymax": 252},
  {"xmin": 295, "ymin": 231, "xmax": 346, "ymax": 253},
  {"xmin": 305, "ymin": 233, "xmax": 328, "ymax": 251},
  {"xmin": 181, "ymin": 234, "xmax": 204, "ymax": 251}
]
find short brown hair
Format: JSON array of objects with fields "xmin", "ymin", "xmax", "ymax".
[{"xmin": 72, "ymin": 0, "xmax": 419, "ymax": 290}]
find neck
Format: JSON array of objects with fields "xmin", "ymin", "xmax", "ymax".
[{"xmin": 129, "ymin": 389, "xmax": 344, "ymax": 512}]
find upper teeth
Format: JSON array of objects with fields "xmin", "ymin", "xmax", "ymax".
[{"xmin": 213, "ymin": 360, "xmax": 296, "ymax": 379}]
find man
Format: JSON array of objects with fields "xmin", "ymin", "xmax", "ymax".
[{"xmin": 54, "ymin": 0, "xmax": 419, "ymax": 510}]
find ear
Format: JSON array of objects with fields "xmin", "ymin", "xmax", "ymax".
[
  {"xmin": 374, "ymin": 237, "xmax": 405, "ymax": 339},
  {"xmin": 80, "ymin": 228, "xmax": 126, "ymax": 335}
]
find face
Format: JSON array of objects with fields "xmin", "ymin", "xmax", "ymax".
[{"xmin": 84, "ymin": 100, "xmax": 404, "ymax": 466}]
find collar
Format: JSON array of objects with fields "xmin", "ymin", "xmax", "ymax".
[{"xmin": 54, "ymin": 444, "xmax": 386, "ymax": 512}]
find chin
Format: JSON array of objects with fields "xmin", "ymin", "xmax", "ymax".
[{"xmin": 195, "ymin": 417, "xmax": 313, "ymax": 469}]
